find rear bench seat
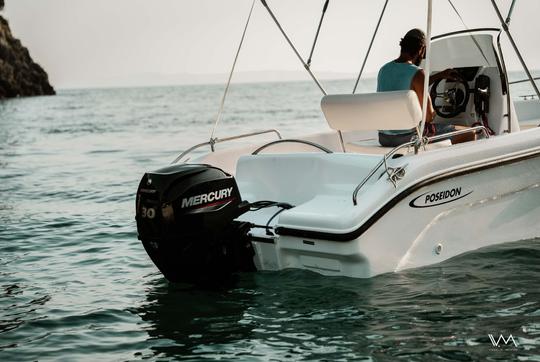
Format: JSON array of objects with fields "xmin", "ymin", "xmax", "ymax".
[
  {"xmin": 236, "ymin": 153, "xmax": 381, "ymax": 206},
  {"xmin": 235, "ymin": 153, "xmax": 384, "ymax": 233}
]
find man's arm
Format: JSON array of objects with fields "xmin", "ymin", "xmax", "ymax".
[
  {"xmin": 411, "ymin": 69, "xmax": 435, "ymax": 122},
  {"xmin": 429, "ymin": 69, "xmax": 460, "ymax": 85}
]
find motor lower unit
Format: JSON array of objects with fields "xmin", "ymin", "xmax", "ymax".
[{"xmin": 136, "ymin": 164, "xmax": 255, "ymax": 284}]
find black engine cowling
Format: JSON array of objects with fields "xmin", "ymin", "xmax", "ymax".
[{"xmin": 135, "ymin": 163, "xmax": 254, "ymax": 284}]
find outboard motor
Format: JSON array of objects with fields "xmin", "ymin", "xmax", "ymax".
[{"xmin": 136, "ymin": 164, "xmax": 255, "ymax": 284}]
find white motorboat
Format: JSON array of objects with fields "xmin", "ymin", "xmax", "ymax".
[{"xmin": 135, "ymin": 0, "xmax": 540, "ymax": 283}]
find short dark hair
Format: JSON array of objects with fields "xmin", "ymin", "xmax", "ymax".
[
  {"xmin": 400, "ymin": 37, "xmax": 424, "ymax": 54},
  {"xmin": 399, "ymin": 28, "xmax": 425, "ymax": 55}
]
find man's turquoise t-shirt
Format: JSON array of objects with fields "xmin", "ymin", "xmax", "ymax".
[{"xmin": 377, "ymin": 61, "xmax": 419, "ymax": 135}]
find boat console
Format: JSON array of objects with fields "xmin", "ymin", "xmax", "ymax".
[{"xmin": 429, "ymin": 32, "xmax": 519, "ymax": 134}]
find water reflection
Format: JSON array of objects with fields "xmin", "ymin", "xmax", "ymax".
[
  {"xmin": 135, "ymin": 243, "xmax": 540, "ymax": 360},
  {"xmin": 135, "ymin": 271, "xmax": 380, "ymax": 360},
  {"xmin": 135, "ymin": 276, "xmax": 256, "ymax": 359}
]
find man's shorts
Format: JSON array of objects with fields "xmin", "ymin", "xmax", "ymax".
[{"xmin": 378, "ymin": 123, "xmax": 456, "ymax": 147}]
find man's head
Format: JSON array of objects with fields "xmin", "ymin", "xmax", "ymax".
[{"xmin": 400, "ymin": 28, "xmax": 426, "ymax": 66}]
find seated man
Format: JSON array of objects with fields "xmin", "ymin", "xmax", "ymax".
[{"xmin": 377, "ymin": 28, "xmax": 473, "ymax": 147}]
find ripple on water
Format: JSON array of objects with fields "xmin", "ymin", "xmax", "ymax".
[{"xmin": 0, "ymin": 85, "xmax": 539, "ymax": 361}]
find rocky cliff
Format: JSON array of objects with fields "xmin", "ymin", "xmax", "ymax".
[{"xmin": 0, "ymin": 0, "xmax": 55, "ymax": 98}]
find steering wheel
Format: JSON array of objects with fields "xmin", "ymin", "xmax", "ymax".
[{"xmin": 430, "ymin": 78, "xmax": 470, "ymax": 118}]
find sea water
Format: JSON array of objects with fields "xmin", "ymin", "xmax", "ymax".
[{"xmin": 0, "ymin": 79, "xmax": 539, "ymax": 361}]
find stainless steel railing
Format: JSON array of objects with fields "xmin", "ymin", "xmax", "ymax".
[
  {"xmin": 252, "ymin": 139, "xmax": 333, "ymax": 155},
  {"xmin": 171, "ymin": 129, "xmax": 282, "ymax": 164},
  {"xmin": 352, "ymin": 126, "xmax": 490, "ymax": 205}
]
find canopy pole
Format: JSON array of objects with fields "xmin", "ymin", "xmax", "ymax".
[
  {"xmin": 416, "ymin": 0, "xmax": 433, "ymax": 153},
  {"xmin": 209, "ymin": 0, "xmax": 256, "ymax": 144},
  {"xmin": 496, "ymin": 31, "xmax": 513, "ymax": 133},
  {"xmin": 307, "ymin": 0, "xmax": 329, "ymax": 68},
  {"xmin": 490, "ymin": 0, "xmax": 540, "ymax": 99},
  {"xmin": 260, "ymin": 0, "xmax": 327, "ymax": 95},
  {"xmin": 505, "ymin": 0, "xmax": 517, "ymax": 25},
  {"xmin": 352, "ymin": 0, "xmax": 389, "ymax": 94},
  {"xmin": 447, "ymin": 0, "xmax": 490, "ymax": 65}
]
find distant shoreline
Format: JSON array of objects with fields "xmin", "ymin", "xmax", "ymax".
[{"xmin": 54, "ymin": 69, "xmax": 538, "ymax": 92}]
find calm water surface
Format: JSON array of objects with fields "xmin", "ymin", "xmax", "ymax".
[{"xmin": 0, "ymin": 80, "xmax": 539, "ymax": 361}]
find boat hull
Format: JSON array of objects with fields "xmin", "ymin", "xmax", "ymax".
[
  {"xmin": 267, "ymin": 151, "xmax": 540, "ymax": 277},
  {"xmin": 240, "ymin": 129, "xmax": 540, "ymax": 278}
]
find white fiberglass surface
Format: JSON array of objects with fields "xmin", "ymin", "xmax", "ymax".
[
  {"xmin": 236, "ymin": 153, "xmax": 382, "ymax": 206},
  {"xmin": 430, "ymin": 34, "xmax": 498, "ymax": 70}
]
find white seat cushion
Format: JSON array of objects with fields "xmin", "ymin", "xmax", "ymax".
[{"xmin": 321, "ymin": 90, "xmax": 422, "ymax": 132}]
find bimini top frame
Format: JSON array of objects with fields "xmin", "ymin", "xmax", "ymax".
[{"xmin": 174, "ymin": 1, "xmax": 538, "ymax": 163}]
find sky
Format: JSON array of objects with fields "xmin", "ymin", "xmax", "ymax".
[{"xmin": 3, "ymin": 0, "xmax": 540, "ymax": 89}]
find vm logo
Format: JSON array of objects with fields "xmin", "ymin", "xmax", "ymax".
[{"xmin": 488, "ymin": 334, "xmax": 518, "ymax": 347}]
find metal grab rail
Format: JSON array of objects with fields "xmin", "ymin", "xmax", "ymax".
[
  {"xmin": 171, "ymin": 129, "xmax": 282, "ymax": 164},
  {"xmin": 352, "ymin": 126, "xmax": 490, "ymax": 205},
  {"xmin": 509, "ymin": 77, "xmax": 540, "ymax": 85},
  {"xmin": 252, "ymin": 139, "xmax": 333, "ymax": 155}
]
